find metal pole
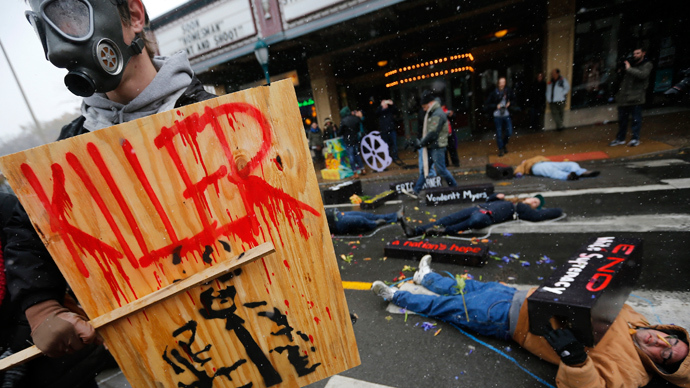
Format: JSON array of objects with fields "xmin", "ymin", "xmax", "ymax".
[
  {"xmin": 262, "ymin": 63, "xmax": 271, "ymax": 86},
  {"xmin": 0, "ymin": 37, "xmax": 44, "ymax": 140}
]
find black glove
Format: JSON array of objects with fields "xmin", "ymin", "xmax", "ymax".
[
  {"xmin": 543, "ymin": 327, "xmax": 587, "ymax": 366},
  {"xmin": 412, "ymin": 138, "xmax": 422, "ymax": 151}
]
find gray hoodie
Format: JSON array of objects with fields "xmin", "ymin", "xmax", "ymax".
[{"xmin": 81, "ymin": 51, "xmax": 194, "ymax": 131}]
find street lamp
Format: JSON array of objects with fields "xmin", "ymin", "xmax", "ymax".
[{"xmin": 254, "ymin": 39, "xmax": 270, "ymax": 85}]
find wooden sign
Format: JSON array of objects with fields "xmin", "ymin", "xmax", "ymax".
[
  {"xmin": 384, "ymin": 238, "xmax": 488, "ymax": 267},
  {"xmin": 0, "ymin": 80, "xmax": 360, "ymax": 387},
  {"xmin": 528, "ymin": 236, "xmax": 643, "ymax": 346}
]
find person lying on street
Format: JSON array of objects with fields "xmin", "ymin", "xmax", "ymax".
[
  {"xmin": 399, "ymin": 193, "xmax": 562, "ymax": 237},
  {"xmin": 514, "ymin": 156, "xmax": 600, "ymax": 181},
  {"xmin": 371, "ymin": 255, "xmax": 690, "ymax": 388},
  {"xmin": 326, "ymin": 206, "xmax": 404, "ymax": 235}
]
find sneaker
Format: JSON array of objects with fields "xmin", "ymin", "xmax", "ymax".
[
  {"xmin": 399, "ymin": 216, "xmax": 418, "ymax": 238},
  {"xmin": 580, "ymin": 170, "xmax": 600, "ymax": 178},
  {"xmin": 567, "ymin": 172, "xmax": 579, "ymax": 181},
  {"xmin": 424, "ymin": 226, "xmax": 447, "ymax": 236},
  {"xmin": 628, "ymin": 139, "xmax": 640, "ymax": 147},
  {"xmin": 396, "ymin": 205, "xmax": 405, "ymax": 223},
  {"xmin": 498, "ymin": 149, "xmax": 505, "ymax": 157},
  {"xmin": 371, "ymin": 281, "xmax": 398, "ymax": 300},
  {"xmin": 413, "ymin": 255, "xmax": 433, "ymax": 284},
  {"xmin": 609, "ymin": 139, "xmax": 626, "ymax": 146}
]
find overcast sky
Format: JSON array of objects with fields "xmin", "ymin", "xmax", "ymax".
[{"xmin": 0, "ymin": 0, "xmax": 190, "ymax": 143}]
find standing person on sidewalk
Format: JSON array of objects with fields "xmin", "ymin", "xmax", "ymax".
[
  {"xmin": 411, "ymin": 91, "xmax": 457, "ymax": 195},
  {"xmin": 371, "ymin": 256, "xmax": 690, "ymax": 388},
  {"xmin": 484, "ymin": 77, "xmax": 516, "ymax": 157},
  {"xmin": 4, "ymin": 0, "xmax": 217, "ymax": 371},
  {"xmin": 376, "ymin": 99, "xmax": 403, "ymax": 166},
  {"xmin": 609, "ymin": 46, "xmax": 653, "ymax": 147},
  {"xmin": 443, "ymin": 107, "xmax": 460, "ymax": 168},
  {"xmin": 339, "ymin": 107, "xmax": 366, "ymax": 177},
  {"xmin": 526, "ymin": 72, "xmax": 547, "ymax": 130},
  {"xmin": 546, "ymin": 69, "xmax": 570, "ymax": 131}
]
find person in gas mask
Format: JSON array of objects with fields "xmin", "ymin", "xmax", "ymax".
[{"xmin": 3, "ymin": 1, "xmax": 215, "ymax": 384}]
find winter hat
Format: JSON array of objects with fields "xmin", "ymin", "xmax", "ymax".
[
  {"xmin": 340, "ymin": 107, "xmax": 351, "ymax": 117},
  {"xmin": 535, "ymin": 194, "xmax": 545, "ymax": 210},
  {"xmin": 420, "ymin": 90, "xmax": 435, "ymax": 105}
]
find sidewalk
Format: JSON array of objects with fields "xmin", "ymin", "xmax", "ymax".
[{"xmin": 316, "ymin": 108, "xmax": 690, "ymax": 186}]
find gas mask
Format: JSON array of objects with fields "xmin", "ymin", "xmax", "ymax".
[{"xmin": 26, "ymin": 0, "xmax": 145, "ymax": 97}]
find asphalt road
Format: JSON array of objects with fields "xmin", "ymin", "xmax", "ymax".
[
  {"xmin": 304, "ymin": 150, "xmax": 690, "ymax": 388},
  {"xmin": 96, "ymin": 150, "xmax": 690, "ymax": 388}
]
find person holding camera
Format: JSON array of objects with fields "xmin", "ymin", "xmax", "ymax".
[
  {"xmin": 609, "ymin": 46, "xmax": 653, "ymax": 147},
  {"xmin": 546, "ymin": 69, "xmax": 570, "ymax": 131},
  {"xmin": 372, "ymin": 255, "xmax": 690, "ymax": 388},
  {"xmin": 485, "ymin": 77, "xmax": 516, "ymax": 157}
]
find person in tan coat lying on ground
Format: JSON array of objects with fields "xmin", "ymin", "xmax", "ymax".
[
  {"xmin": 514, "ymin": 156, "xmax": 600, "ymax": 181},
  {"xmin": 372, "ymin": 256, "xmax": 690, "ymax": 388}
]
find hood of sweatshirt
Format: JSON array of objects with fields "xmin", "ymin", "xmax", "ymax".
[{"xmin": 81, "ymin": 51, "xmax": 194, "ymax": 131}]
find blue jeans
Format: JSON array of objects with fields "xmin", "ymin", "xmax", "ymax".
[
  {"xmin": 415, "ymin": 207, "xmax": 492, "ymax": 235},
  {"xmin": 346, "ymin": 144, "xmax": 364, "ymax": 172},
  {"xmin": 531, "ymin": 161, "xmax": 586, "ymax": 181},
  {"xmin": 380, "ymin": 131, "xmax": 399, "ymax": 160},
  {"xmin": 616, "ymin": 105, "xmax": 642, "ymax": 141},
  {"xmin": 393, "ymin": 273, "xmax": 515, "ymax": 339},
  {"xmin": 334, "ymin": 211, "xmax": 398, "ymax": 234},
  {"xmin": 494, "ymin": 116, "xmax": 513, "ymax": 150},
  {"xmin": 413, "ymin": 148, "xmax": 457, "ymax": 193}
]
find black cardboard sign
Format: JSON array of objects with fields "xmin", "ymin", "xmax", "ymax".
[
  {"xmin": 424, "ymin": 183, "xmax": 494, "ymax": 206},
  {"xmin": 389, "ymin": 176, "xmax": 442, "ymax": 194},
  {"xmin": 322, "ymin": 180, "xmax": 363, "ymax": 205},
  {"xmin": 384, "ymin": 238, "xmax": 488, "ymax": 267},
  {"xmin": 527, "ymin": 236, "xmax": 643, "ymax": 347},
  {"xmin": 360, "ymin": 190, "xmax": 398, "ymax": 210}
]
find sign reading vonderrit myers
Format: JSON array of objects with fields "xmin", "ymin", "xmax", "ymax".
[
  {"xmin": 154, "ymin": 0, "xmax": 256, "ymax": 58},
  {"xmin": 280, "ymin": 0, "xmax": 348, "ymax": 22}
]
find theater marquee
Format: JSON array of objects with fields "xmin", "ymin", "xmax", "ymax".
[{"xmin": 154, "ymin": 0, "xmax": 256, "ymax": 59}]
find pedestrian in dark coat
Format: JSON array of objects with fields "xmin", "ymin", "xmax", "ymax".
[
  {"xmin": 485, "ymin": 77, "xmax": 516, "ymax": 156},
  {"xmin": 375, "ymin": 99, "xmax": 402, "ymax": 164},
  {"xmin": 339, "ymin": 107, "xmax": 366, "ymax": 176}
]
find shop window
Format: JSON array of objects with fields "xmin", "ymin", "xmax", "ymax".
[{"xmin": 571, "ymin": 16, "xmax": 620, "ymax": 109}]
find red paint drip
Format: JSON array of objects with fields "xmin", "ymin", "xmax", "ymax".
[
  {"xmin": 21, "ymin": 164, "xmax": 88, "ymax": 277},
  {"xmin": 143, "ymin": 311, "xmax": 149, "ymax": 321},
  {"xmin": 122, "ymin": 139, "xmax": 179, "ymax": 244},
  {"xmin": 67, "ymin": 152, "xmax": 139, "ymax": 269},
  {"xmin": 88, "ymin": 143, "xmax": 152, "ymax": 267},
  {"xmin": 186, "ymin": 291, "xmax": 196, "ymax": 306},
  {"xmin": 283, "ymin": 259, "xmax": 290, "ymax": 270},
  {"xmin": 307, "ymin": 301, "xmax": 315, "ymax": 309},
  {"xmin": 326, "ymin": 307, "xmax": 332, "ymax": 320},
  {"xmin": 314, "ymin": 317, "xmax": 321, "ymax": 324},
  {"xmin": 309, "ymin": 334, "xmax": 314, "ymax": 343},
  {"xmin": 261, "ymin": 258, "xmax": 272, "ymax": 285},
  {"xmin": 284, "ymin": 300, "xmax": 290, "ymax": 308},
  {"xmin": 303, "ymin": 350, "xmax": 308, "ymax": 356},
  {"xmin": 273, "ymin": 158, "xmax": 284, "ymax": 171}
]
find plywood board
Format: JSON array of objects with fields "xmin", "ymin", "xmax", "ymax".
[{"xmin": 0, "ymin": 79, "xmax": 359, "ymax": 387}]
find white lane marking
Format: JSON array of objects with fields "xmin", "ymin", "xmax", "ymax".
[
  {"xmin": 325, "ymin": 375, "xmax": 397, "ymax": 388},
  {"xmin": 529, "ymin": 183, "xmax": 675, "ymax": 198},
  {"xmin": 627, "ymin": 159, "xmax": 689, "ymax": 168},
  {"xmin": 663, "ymin": 178, "xmax": 690, "ymax": 189},
  {"xmin": 488, "ymin": 214, "xmax": 690, "ymax": 233}
]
